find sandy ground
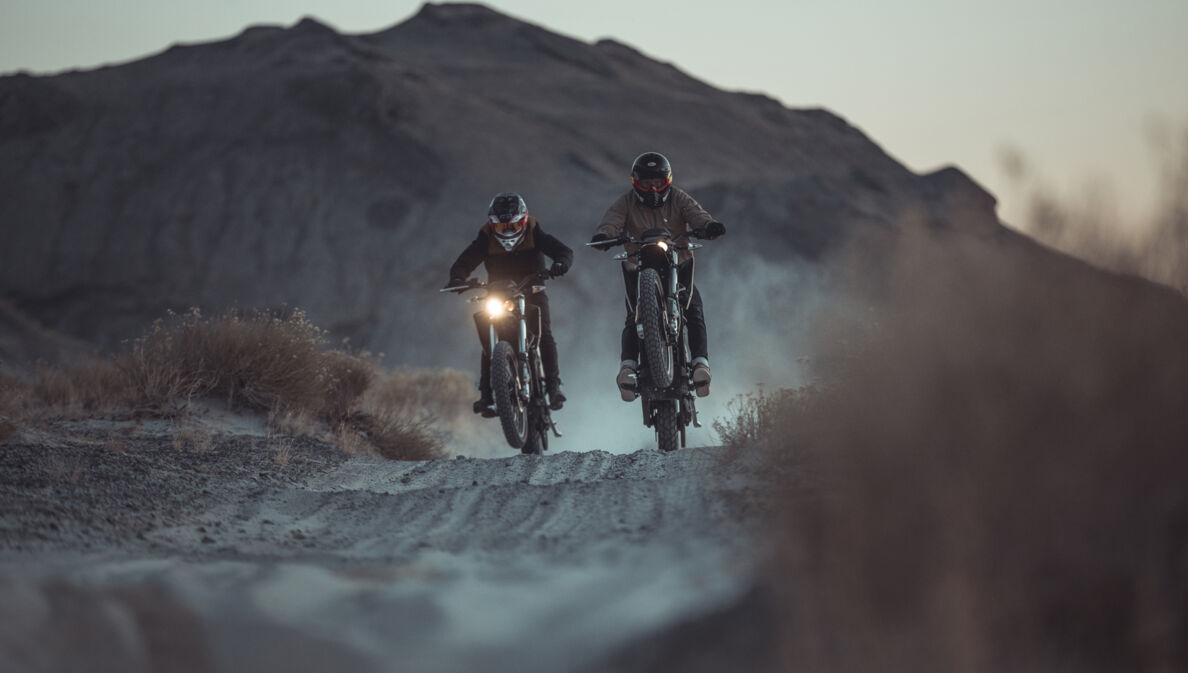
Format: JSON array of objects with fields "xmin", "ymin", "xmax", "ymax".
[{"xmin": 0, "ymin": 417, "xmax": 769, "ymax": 673}]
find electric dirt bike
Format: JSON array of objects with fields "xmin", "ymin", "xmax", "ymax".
[
  {"xmin": 587, "ymin": 228, "xmax": 711, "ymax": 452},
  {"xmin": 441, "ymin": 272, "xmax": 561, "ymax": 455}
]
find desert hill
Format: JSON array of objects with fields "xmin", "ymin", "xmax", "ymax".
[{"xmin": 1, "ymin": 2, "xmax": 995, "ymax": 374}]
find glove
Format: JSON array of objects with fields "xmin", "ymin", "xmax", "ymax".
[
  {"xmin": 704, "ymin": 221, "xmax": 726, "ymax": 239},
  {"xmin": 590, "ymin": 232, "xmax": 612, "ymax": 250},
  {"xmin": 549, "ymin": 261, "xmax": 569, "ymax": 278}
]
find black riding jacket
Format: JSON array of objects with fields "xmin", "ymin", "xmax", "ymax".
[{"xmin": 448, "ymin": 217, "xmax": 574, "ymax": 283}]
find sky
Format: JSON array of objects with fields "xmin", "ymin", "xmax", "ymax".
[{"xmin": 2, "ymin": 0, "xmax": 1186, "ymax": 229}]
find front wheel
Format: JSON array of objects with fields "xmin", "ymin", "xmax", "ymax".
[
  {"xmin": 654, "ymin": 401, "xmax": 680, "ymax": 452},
  {"xmin": 638, "ymin": 268, "xmax": 674, "ymax": 389},
  {"xmin": 522, "ymin": 410, "xmax": 548, "ymax": 455},
  {"xmin": 491, "ymin": 341, "xmax": 527, "ymax": 449},
  {"xmin": 521, "ymin": 349, "xmax": 548, "ymax": 455}
]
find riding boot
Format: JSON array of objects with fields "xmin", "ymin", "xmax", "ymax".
[
  {"xmin": 474, "ymin": 353, "xmax": 495, "ymax": 417},
  {"xmin": 546, "ymin": 378, "xmax": 566, "ymax": 410},
  {"xmin": 691, "ymin": 356, "xmax": 711, "ymax": 397},
  {"xmin": 616, "ymin": 360, "xmax": 638, "ymax": 402}
]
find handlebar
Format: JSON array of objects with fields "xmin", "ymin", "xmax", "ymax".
[
  {"xmin": 439, "ymin": 270, "xmax": 551, "ymax": 295},
  {"xmin": 584, "ymin": 228, "xmax": 704, "ymax": 250}
]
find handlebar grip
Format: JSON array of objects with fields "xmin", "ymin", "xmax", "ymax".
[{"xmin": 585, "ymin": 235, "xmax": 627, "ymax": 249}]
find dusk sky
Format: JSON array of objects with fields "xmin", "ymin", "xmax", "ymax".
[{"xmin": 3, "ymin": 0, "xmax": 1186, "ymax": 230}]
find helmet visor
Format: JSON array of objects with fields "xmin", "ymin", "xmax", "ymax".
[
  {"xmin": 490, "ymin": 213, "xmax": 526, "ymax": 237},
  {"xmin": 632, "ymin": 175, "xmax": 672, "ymax": 193}
]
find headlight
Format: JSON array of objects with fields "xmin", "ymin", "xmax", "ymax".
[
  {"xmin": 656, "ymin": 241, "xmax": 669, "ymax": 252},
  {"xmin": 485, "ymin": 298, "xmax": 513, "ymax": 318}
]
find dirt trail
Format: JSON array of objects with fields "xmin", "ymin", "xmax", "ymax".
[{"xmin": 0, "ymin": 422, "xmax": 764, "ymax": 673}]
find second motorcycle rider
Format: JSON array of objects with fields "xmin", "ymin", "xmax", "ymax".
[
  {"xmin": 446, "ymin": 192, "xmax": 574, "ymax": 415},
  {"xmin": 589, "ymin": 152, "xmax": 726, "ymax": 401}
]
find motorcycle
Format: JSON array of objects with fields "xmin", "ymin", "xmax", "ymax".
[
  {"xmin": 587, "ymin": 228, "xmax": 711, "ymax": 452},
  {"xmin": 441, "ymin": 272, "xmax": 561, "ymax": 455}
]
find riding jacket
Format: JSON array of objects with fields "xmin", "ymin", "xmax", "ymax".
[
  {"xmin": 449, "ymin": 216, "xmax": 574, "ymax": 283},
  {"xmin": 595, "ymin": 187, "xmax": 714, "ymax": 265}
]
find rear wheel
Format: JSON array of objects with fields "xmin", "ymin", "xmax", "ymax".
[
  {"xmin": 491, "ymin": 341, "xmax": 527, "ymax": 449},
  {"xmin": 654, "ymin": 401, "xmax": 680, "ymax": 452},
  {"xmin": 638, "ymin": 268, "xmax": 674, "ymax": 389}
]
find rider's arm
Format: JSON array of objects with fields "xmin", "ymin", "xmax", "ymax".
[
  {"xmin": 594, "ymin": 193, "xmax": 630, "ymax": 239},
  {"xmin": 448, "ymin": 230, "xmax": 488, "ymax": 281},
  {"xmin": 535, "ymin": 224, "xmax": 574, "ymax": 269},
  {"xmin": 674, "ymin": 189, "xmax": 714, "ymax": 231}
]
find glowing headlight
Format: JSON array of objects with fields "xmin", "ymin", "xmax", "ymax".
[
  {"xmin": 656, "ymin": 241, "xmax": 669, "ymax": 252},
  {"xmin": 485, "ymin": 298, "xmax": 513, "ymax": 318}
]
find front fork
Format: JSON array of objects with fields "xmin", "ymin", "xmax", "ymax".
[
  {"xmin": 488, "ymin": 299, "xmax": 533, "ymax": 403},
  {"xmin": 666, "ymin": 264, "xmax": 681, "ymax": 339},
  {"xmin": 517, "ymin": 297, "xmax": 532, "ymax": 401}
]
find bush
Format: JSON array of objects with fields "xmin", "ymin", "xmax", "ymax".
[
  {"xmin": 714, "ymin": 385, "xmax": 821, "ymax": 463},
  {"xmin": 117, "ymin": 308, "xmax": 370, "ymax": 421},
  {"xmin": 7, "ymin": 309, "xmax": 460, "ymax": 460},
  {"xmin": 745, "ymin": 224, "xmax": 1188, "ymax": 672}
]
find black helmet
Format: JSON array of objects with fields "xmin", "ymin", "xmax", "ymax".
[
  {"xmin": 631, "ymin": 152, "xmax": 673, "ymax": 208},
  {"xmin": 487, "ymin": 192, "xmax": 529, "ymax": 251}
]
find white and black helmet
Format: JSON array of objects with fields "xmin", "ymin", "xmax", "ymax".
[{"xmin": 488, "ymin": 192, "xmax": 529, "ymax": 251}]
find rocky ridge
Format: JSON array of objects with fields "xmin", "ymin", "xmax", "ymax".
[{"xmin": 0, "ymin": 2, "xmax": 995, "ymax": 369}]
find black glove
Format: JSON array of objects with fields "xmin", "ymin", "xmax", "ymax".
[
  {"xmin": 549, "ymin": 261, "xmax": 569, "ymax": 278},
  {"xmin": 590, "ymin": 232, "xmax": 612, "ymax": 250},
  {"xmin": 704, "ymin": 221, "xmax": 726, "ymax": 239}
]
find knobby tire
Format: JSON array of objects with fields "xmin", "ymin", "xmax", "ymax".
[
  {"xmin": 638, "ymin": 268, "xmax": 674, "ymax": 389},
  {"xmin": 522, "ymin": 412, "xmax": 547, "ymax": 455},
  {"xmin": 492, "ymin": 341, "xmax": 528, "ymax": 449},
  {"xmin": 655, "ymin": 401, "xmax": 680, "ymax": 452}
]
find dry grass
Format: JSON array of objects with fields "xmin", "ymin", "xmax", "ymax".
[
  {"xmin": 361, "ymin": 367, "xmax": 475, "ymax": 450},
  {"xmin": 117, "ymin": 308, "xmax": 374, "ymax": 420},
  {"xmin": 734, "ymin": 221, "xmax": 1188, "ymax": 672},
  {"xmin": 713, "ymin": 385, "xmax": 821, "ymax": 459},
  {"xmin": 273, "ymin": 443, "xmax": 292, "ymax": 466},
  {"xmin": 0, "ymin": 368, "xmax": 25, "ymax": 441},
  {"xmin": 1004, "ymin": 119, "xmax": 1188, "ymax": 293},
  {"xmin": 3, "ymin": 309, "xmax": 466, "ymax": 460}
]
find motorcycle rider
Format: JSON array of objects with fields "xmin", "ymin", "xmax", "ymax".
[
  {"xmin": 589, "ymin": 152, "xmax": 725, "ymax": 401},
  {"xmin": 446, "ymin": 192, "xmax": 573, "ymax": 414}
]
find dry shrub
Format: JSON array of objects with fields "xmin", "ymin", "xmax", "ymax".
[
  {"xmin": 0, "ymin": 367, "xmax": 27, "ymax": 420},
  {"xmin": 339, "ymin": 412, "xmax": 443, "ymax": 461},
  {"xmin": 8, "ymin": 309, "xmax": 457, "ymax": 460},
  {"xmin": 362, "ymin": 366, "xmax": 477, "ymax": 452},
  {"xmin": 318, "ymin": 349, "xmax": 375, "ymax": 423},
  {"xmin": 1005, "ymin": 119, "xmax": 1188, "ymax": 293},
  {"xmin": 119, "ymin": 308, "xmax": 374, "ymax": 421},
  {"xmin": 0, "ymin": 370, "xmax": 19, "ymax": 440},
  {"xmin": 30, "ymin": 359, "xmax": 126, "ymax": 411},
  {"xmin": 714, "ymin": 385, "xmax": 821, "ymax": 457},
  {"xmin": 366, "ymin": 367, "xmax": 474, "ymax": 420},
  {"xmin": 0, "ymin": 420, "xmax": 16, "ymax": 442},
  {"xmin": 758, "ymin": 222, "xmax": 1188, "ymax": 672}
]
